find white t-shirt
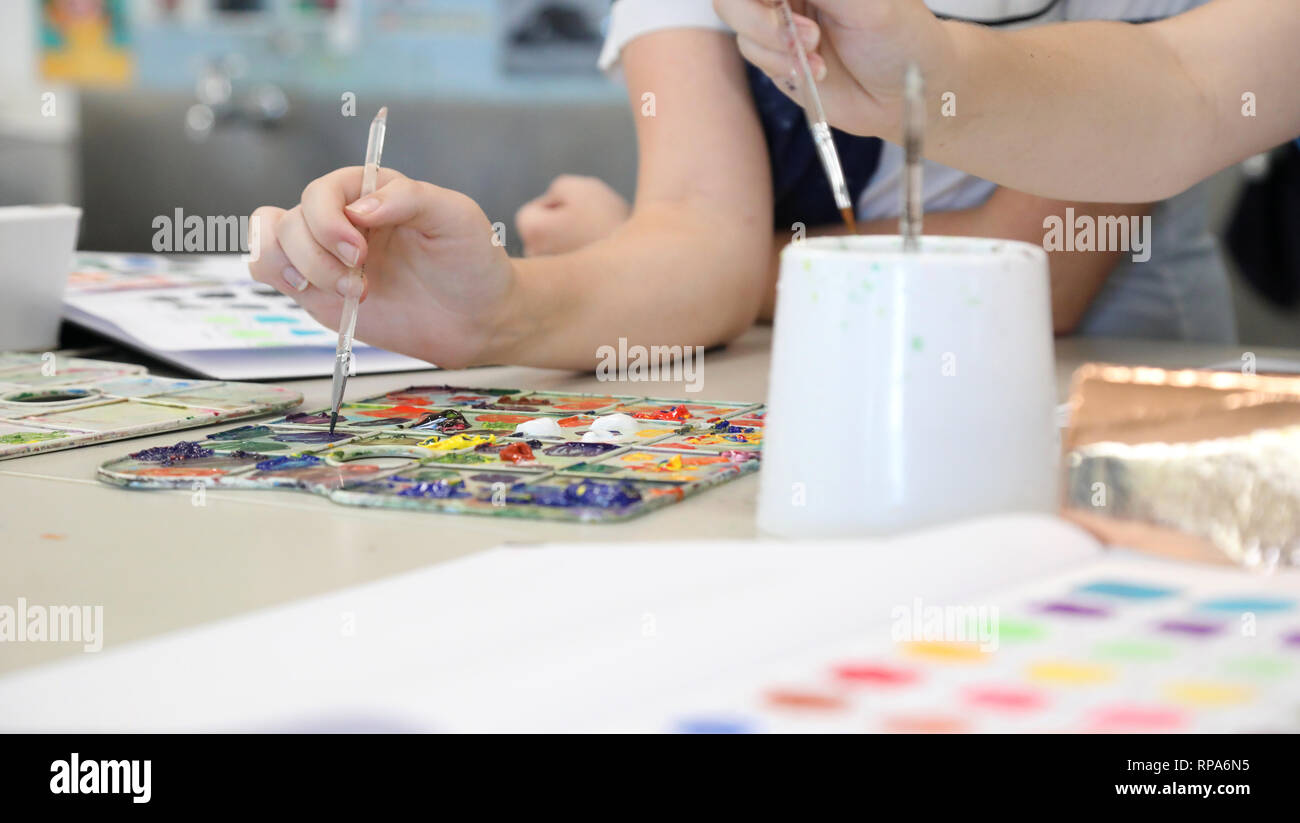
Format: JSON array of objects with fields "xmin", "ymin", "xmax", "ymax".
[{"xmin": 598, "ymin": 0, "xmax": 1235, "ymax": 342}]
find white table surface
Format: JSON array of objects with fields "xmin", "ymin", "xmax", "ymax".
[{"xmin": 0, "ymin": 327, "xmax": 1285, "ymax": 676}]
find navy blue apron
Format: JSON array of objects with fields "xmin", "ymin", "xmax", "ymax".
[{"xmin": 746, "ymin": 64, "xmax": 883, "ymax": 229}]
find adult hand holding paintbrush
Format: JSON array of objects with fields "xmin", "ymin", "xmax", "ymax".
[{"xmin": 713, "ymin": 0, "xmax": 953, "ymax": 144}]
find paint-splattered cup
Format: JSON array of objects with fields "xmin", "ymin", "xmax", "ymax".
[
  {"xmin": 0, "ymin": 205, "xmax": 82, "ymax": 350},
  {"xmin": 758, "ymin": 236, "xmax": 1058, "ymax": 537}
]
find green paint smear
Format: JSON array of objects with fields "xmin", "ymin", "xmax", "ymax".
[
  {"xmin": 911, "ymin": 336, "xmax": 924, "ymax": 352},
  {"xmin": 1093, "ymin": 639, "xmax": 1174, "ymax": 662},
  {"xmin": 478, "ymin": 421, "xmax": 517, "ymax": 430},
  {"xmin": 230, "ymin": 329, "xmax": 273, "ymax": 340},
  {"xmin": 568, "ymin": 462, "xmax": 622, "ymax": 474},
  {"xmin": 995, "ymin": 618, "xmax": 1045, "ymax": 643},
  {"xmin": 429, "ymin": 453, "xmax": 493, "ymax": 464},
  {"xmin": 0, "ymin": 431, "xmax": 69, "ymax": 444},
  {"xmin": 1222, "ymin": 656, "xmax": 1292, "ymax": 679}
]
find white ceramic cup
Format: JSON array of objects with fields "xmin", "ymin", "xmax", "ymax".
[
  {"xmin": 757, "ymin": 235, "xmax": 1059, "ymax": 538},
  {"xmin": 0, "ymin": 205, "xmax": 82, "ymax": 351}
]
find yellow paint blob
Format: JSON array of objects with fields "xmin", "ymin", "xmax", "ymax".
[
  {"xmin": 1027, "ymin": 661, "xmax": 1114, "ymax": 685},
  {"xmin": 421, "ymin": 433, "xmax": 494, "ymax": 451},
  {"xmin": 1164, "ymin": 681, "xmax": 1254, "ymax": 708},
  {"xmin": 902, "ymin": 641, "xmax": 989, "ymax": 664}
]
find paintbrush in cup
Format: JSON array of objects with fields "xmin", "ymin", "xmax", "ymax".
[
  {"xmin": 773, "ymin": 0, "xmax": 855, "ymax": 233},
  {"xmin": 329, "ymin": 106, "xmax": 387, "ymax": 434},
  {"xmin": 901, "ymin": 63, "xmax": 924, "ymax": 252}
]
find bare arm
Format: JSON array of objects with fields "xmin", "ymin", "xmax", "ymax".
[
  {"xmin": 493, "ymin": 30, "xmax": 773, "ymax": 368},
  {"xmin": 717, "ymin": 0, "xmax": 1300, "ymax": 202}
]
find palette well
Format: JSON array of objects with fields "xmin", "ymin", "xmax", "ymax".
[
  {"xmin": 0, "ymin": 353, "xmax": 303, "ymax": 460},
  {"xmin": 97, "ymin": 385, "xmax": 765, "ymax": 522}
]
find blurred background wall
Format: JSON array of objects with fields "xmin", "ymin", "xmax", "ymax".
[{"xmin": 1, "ymin": 0, "xmax": 1297, "ymax": 345}]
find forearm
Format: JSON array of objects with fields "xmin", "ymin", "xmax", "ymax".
[
  {"xmin": 492, "ymin": 201, "xmax": 769, "ymax": 370},
  {"xmin": 924, "ymin": 0, "xmax": 1299, "ymax": 201}
]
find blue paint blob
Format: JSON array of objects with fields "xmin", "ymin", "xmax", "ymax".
[
  {"xmin": 567, "ymin": 479, "xmax": 641, "ymax": 508},
  {"xmin": 254, "ymin": 455, "xmax": 324, "ymax": 472},
  {"xmin": 1199, "ymin": 598, "xmax": 1294, "ymax": 614},
  {"xmin": 543, "ymin": 442, "xmax": 619, "ymax": 457},
  {"xmin": 130, "ymin": 441, "xmax": 214, "ymax": 464},
  {"xmin": 396, "ymin": 480, "xmax": 468, "ymax": 499},
  {"xmin": 506, "ymin": 479, "xmax": 641, "ymax": 509},
  {"xmin": 712, "ymin": 421, "xmax": 756, "ymax": 434},
  {"xmin": 676, "ymin": 717, "xmax": 754, "ymax": 734},
  {"xmin": 1076, "ymin": 581, "xmax": 1176, "ymax": 600}
]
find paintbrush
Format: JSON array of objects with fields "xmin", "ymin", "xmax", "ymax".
[
  {"xmin": 901, "ymin": 63, "xmax": 924, "ymax": 252},
  {"xmin": 773, "ymin": 1, "xmax": 855, "ymax": 232},
  {"xmin": 329, "ymin": 106, "xmax": 387, "ymax": 435}
]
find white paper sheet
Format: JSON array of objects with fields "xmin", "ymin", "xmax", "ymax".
[{"xmin": 0, "ymin": 514, "xmax": 1101, "ymax": 732}]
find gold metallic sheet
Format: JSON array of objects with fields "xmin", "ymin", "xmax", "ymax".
[{"xmin": 1061, "ymin": 363, "xmax": 1300, "ymax": 569}]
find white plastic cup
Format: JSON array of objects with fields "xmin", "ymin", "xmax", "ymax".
[
  {"xmin": 0, "ymin": 205, "xmax": 82, "ymax": 351},
  {"xmin": 758, "ymin": 236, "xmax": 1058, "ymax": 538}
]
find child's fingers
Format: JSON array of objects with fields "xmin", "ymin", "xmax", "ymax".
[
  {"xmin": 275, "ymin": 205, "xmax": 360, "ymax": 298},
  {"xmin": 344, "ymin": 177, "xmax": 484, "ymax": 240},
  {"xmin": 299, "ymin": 167, "xmax": 373, "ymax": 270},
  {"xmin": 247, "ymin": 206, "xmax": 311, "ymax": 294}
]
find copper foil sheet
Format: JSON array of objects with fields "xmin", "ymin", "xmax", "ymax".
[{"xmin": 1061, "ymin": 363, "xmax": 1300, "ymax": 569}]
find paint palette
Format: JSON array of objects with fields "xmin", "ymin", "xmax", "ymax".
[
  {"xmin": 666, "ymin": 561, "xmax": 1300, "ymax": 734},
  {"xmin": 0, "ymin": 354, "xmax": 303, "ymax": 460},
  {"xmin": 97, "ymin": 385, "xmax": 765, "ymax": 522}
]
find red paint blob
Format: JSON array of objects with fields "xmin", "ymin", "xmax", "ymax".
[
  {"xmin": 882, "ymin": 714, "xmax": 968, "ymax": 734},
  {"xmin": 500, "ymin": 442, "xmax": 536, "ymax": 464},
  {"xmin": 633, "ymin": 405, "xmax": 691, "ymax": 421},
  {"xmin": 764, "ymin": 688, "xmax": 847, "ymax": 712},
  {"xmin": 963, "ymin": 685, "xmax": 1046, "ymax": 712},
  {"xmin": 359, "ymin": 405, "xmax": 430, "ymax": 418},
  {"xmin": 832, "ymin": 663, "xmax": 919, "ymax": 687},
  {"xmin": 1087, "ymin": 705, "xmax": 1185, "ymax": 732}
]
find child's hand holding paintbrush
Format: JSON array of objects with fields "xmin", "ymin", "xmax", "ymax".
[{"xmin": 248, "ymin": 166, "xmax": 518, "ymax": 370}]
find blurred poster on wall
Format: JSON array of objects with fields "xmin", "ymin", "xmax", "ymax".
[
  {"xmin": 500, "ymin": 0, "xmax": 606, "ymax": 74},
  {"xmin": 39, "ymin": 0, "xmax": 134, "ymax": 86}
]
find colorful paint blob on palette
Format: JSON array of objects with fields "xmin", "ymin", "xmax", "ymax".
[
  {"xmin": 97, "ymin": 385, "xmax": 765, "ymax": 522},
  {"xmin": 669, "ymin": 564, "xmax": 1300, "ymax": 734},
  {"xmin": 0, "ymin": 353, "xmax": 302, "ymax": 460}
]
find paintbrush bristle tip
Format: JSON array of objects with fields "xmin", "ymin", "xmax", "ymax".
[{"xmin": 376, "ymin": 106, "xmax": 388, "ymax": 121}]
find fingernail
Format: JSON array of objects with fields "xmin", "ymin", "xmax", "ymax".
[
  {"xmin": 336, "ymin": 273, "xmax": 363, "ymax": 299},
  {"xmin": 346, "ymin": 197, "xmax": 379, "ymax": 215},
  {"xmin": 282, "ymin": 265, "xmax": 309, "ymax": 292},
  {"xmin": 336, "ymin": 241, "xmax": 360, "ymax": 267}
]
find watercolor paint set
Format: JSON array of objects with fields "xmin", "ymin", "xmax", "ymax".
[
  {"xmin": 0, "ymin": 353, "xmax": 303, "ymax": 460},
  {"xmin": 97, "ymin": 385, "xmax": 765, "ymax": 522},
  {"xmin": 665, "ymin": 558, "xmax": 1300, "ymax": 733}
]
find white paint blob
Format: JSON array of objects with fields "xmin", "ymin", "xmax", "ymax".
[
  {"xmin": 580, "ymin": 413, "xmax": 639, "ymax": 444},
  {"xmin": 513, "ymin": 417, "xmax": 565, "ymax": 438}
]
